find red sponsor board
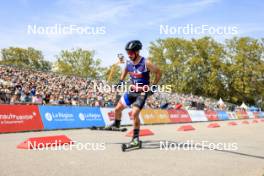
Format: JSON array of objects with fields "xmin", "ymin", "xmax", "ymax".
[
  {"xmin": 107, "ymin": 111, "xmax": 115, "ymax": 121},
  {"xmin": 253, "ymin": 112, "xmax": 260, "ymax": 118},
  {"xmin": 204, "ymin": 110, "xmax": 218, "ymax": 121},
  {"xmin": 107, "ymin": 110, "xmax": 133, "ymax": 121},
  {"xmin": 167, "ymin": 109, "xmax": 192, "ymax": 123},
  {"xmin": 0, "ymin": 105, "xmax": 43, "ymax": 133},
  {"xmin": 236, "ymin": 111, "xmax": 249, "ymax": 119}
]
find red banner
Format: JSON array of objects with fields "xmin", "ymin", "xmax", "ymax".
[
  {"xmin": 236, "ymin": 111, "xmax": 249, "ymax": 119},
  {"xmin": 107, "ymin": 110, "xmax": 115, "ymax": 121},
  {"xmin": 107, "ymin": 110, "xmax": 133, "ymax": 121},
  {"xmin": 204, "ymin": 110, "xmax": 218, "ymax": 121},
  {"xmin": 167, "ymin": 109, "xmax": 192, "ymax": 123},
  {"xmin": 0, "ymin": 105, "xmax": 43, "ymax": 133},
  {"xmin": 253, "ymin": 112, "xmax": 260, "ymax": 119}
]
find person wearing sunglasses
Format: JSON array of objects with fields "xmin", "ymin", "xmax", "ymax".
[{"xmin": 105, "ymin": 40, "xmax": 162, "ymax": 147}]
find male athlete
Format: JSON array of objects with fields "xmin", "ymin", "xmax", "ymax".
[{"xmin": 105, "ymin": 40, "xmax": 161, "ymax": 147}]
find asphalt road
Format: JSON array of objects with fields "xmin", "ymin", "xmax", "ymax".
[{"xmin": 0, "ymin": 119, "xmax": 264, "ymax": 176}]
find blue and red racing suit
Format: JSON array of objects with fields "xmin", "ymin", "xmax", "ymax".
[{"xmin": 120, "ymin": 57, "xmax": 151, "ymax": 109}]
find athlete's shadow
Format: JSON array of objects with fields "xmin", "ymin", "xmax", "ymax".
[{"xmin": 135, "ymin": 140, "xmax": 264, "ymax": 160}]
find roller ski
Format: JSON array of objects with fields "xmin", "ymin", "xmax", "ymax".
[
  {"xmin": 121, "ymin": 138, "xmax": 142, "ymax": 152},
  {"xmin": 91, "ymin": 119, "xmax": 127, "ymax": 132},
  {"xmin": 90, "ymin": 126, "xmax": 127, "ymax": 132}
]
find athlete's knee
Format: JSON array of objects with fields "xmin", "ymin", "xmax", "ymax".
[{"xmin": 131, "ymin": 110, "xmax": 140, "ymax": 120}]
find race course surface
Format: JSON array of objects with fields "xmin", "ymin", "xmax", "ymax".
[{"xmin": 1, "ymin": 120, "xmax": 264, "ymax": 176}]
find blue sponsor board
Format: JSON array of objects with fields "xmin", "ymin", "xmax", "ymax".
[
  {"xmin": 39, "ymin": 106, "xmax": 105, "ymax": 130},
  {"xmin": 217, "ymin": 111, "xmax": 229, "ymax": 120},
  {"xmin": 259, "ymin": 112, "xmax": 264, "ymax": 118}
]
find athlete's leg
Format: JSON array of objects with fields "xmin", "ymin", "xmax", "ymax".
[
  {"xmin": 130, "ymin": 93, "xmax": 148, "ymax": 144},
  {"xmin": 106, "ymin": 92, "xmax": 135, "ymax": 129},
  {"xmin": 130, "ymin": 105, "xmax": 141, "ymax": 141},
  {"xmin": 112, "ymin": 101, "xmax": 126, "ymax": 128}
]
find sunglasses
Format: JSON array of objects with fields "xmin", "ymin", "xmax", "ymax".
[{"xmin": 127, "ymin": 50, "xmax": 135, "ymax": 55}]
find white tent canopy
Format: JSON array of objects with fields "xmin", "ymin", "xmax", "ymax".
[
  {"xmin": 217, "ymin": 98, "xmax": 225, "ymax": 105},
  {"xmin": 240, "ymin": 102, "xmax": 248, "ymax": 109}
]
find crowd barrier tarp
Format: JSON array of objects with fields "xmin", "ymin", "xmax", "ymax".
[
  {"xmin": 227, "ymin": 112, "xmax": 238, "ymax": 120},
  {"xmin": 101, "ymin": 108, "xmax": 134, "ymax": 126},
  {"xmin": 140, "ymin": 109, "xmax": 170, "ymax": 124},
  {"xmin": 217, "ymin": 111, "xmax": 229, "ymax": 120},
  {"xmin": 167, "ymin": 109, "xmax": 192, "ymax": 123},
  {"xmin": 204, "ymin": 110, "xmax": 219, "ymax": 121},
  {"xmin": 0, "ymin": 105, "xmax": 43, "ymax": 133},
  {"xmin": 39, "ymin": 106, "xmax": 105, "ymax": 130},
  {"xmin": 236, "ymin": 111, "xmax": 249, "ymax": 119},
  {"xmin": 188, "ymin": 110, "xmax": 207, "ymax": 122}
]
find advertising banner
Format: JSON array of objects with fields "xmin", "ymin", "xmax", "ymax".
[
  {"xmin": 39, "ymin": 106, "xmax": 105, "ymax": 129},
  {"xmin": 167, "ymin": 109, "xmax": 192, "ymax": 123},
  {"xmin": 227, "ymin": 112, "xmax": 238, "ymax": 120},
  {"xmin": 217, "ymin": 111, "xmax": 229, "ymax": 120},
  {"xmin": 100, "ymin": 108, "xmax": 134, "ymax": 126},
  {"xmin": 140, "ymin": 109, "xmax": 170, "ymax": 124},
  {"xmin": 188, "ymin": 110, "xmax": 208, "ymax": 122},
  {"xmin": 0, "ymin": 105, "xmax": 43, "ymax": 133},
  {"xmin": 204, "ymin": 110, "xmax": 219, "ymax": 121},
  {"xmin": 236, "ymin": 111, "xmax": 249, "ymax": 119}
]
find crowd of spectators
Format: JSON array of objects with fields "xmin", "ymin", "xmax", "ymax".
[{"xmin": 0, "ymin": 65, "xmax": 237, "ymax": 111}]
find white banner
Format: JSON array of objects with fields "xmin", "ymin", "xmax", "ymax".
[
  {"xmin": 227, "ymin": 112, "xmax": 238, "ymax": 120},
  {"xmin": 100, "ymin": 108, "xmax": 134, "ymax": 126},
  {"xmin": 187, "ymin": 110, "xmax": 207, "ymax": 122},
  {"xmin": 246, "ymin": 111, "xmax": 255, "ymax": 119}
]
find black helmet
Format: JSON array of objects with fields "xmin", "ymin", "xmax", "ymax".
[{"xmin": 125, "ymin": 40, "xmax": 142, "ymax": 51}]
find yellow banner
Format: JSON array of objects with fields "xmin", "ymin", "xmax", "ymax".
[{"xmin": 140, "ymin": 109, "xmax": 170, "ymax": 124}]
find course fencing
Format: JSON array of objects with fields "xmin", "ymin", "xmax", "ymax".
[{"xmin": 0, "ymin": 105, "xmax": 263, "ymax": 133}]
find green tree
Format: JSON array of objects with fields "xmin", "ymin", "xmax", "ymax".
[
  {"xmin": 0, "ymin": 47, "xmax": 51, "ymax": 71},
  {"xmin": 54, "ymin": 48, "xmax": 103, "ymax": 78},
  {"xmin": 189, "ymin": 37, "xmax": 226, "ymax": 98},
  {"xmin": 224, "ymin": 37, "xmax": 264, "ymax": 105},
  {"xmin": 149, "ymin": 36, "xmax": 264, "ymax": 109},
  {"xmin": 149, "ymin": 37, "xmax": 225, "ymax": 98}
]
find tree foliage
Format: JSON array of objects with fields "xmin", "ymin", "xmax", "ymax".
[
  {"xmin": 54, "ymin": 48, "xmax": 103, "ymax": 78},
  {"xmin": 0, "ymin": 47, "xmax": 51, "ymax": 71},
  {"xmin": 149, "ymin": 37, "xmax": 264, "ymax": 108}
]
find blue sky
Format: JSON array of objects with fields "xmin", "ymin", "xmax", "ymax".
[{"xmin": 0, "ymin": 0, "xmax": 263, "ymax": 66}]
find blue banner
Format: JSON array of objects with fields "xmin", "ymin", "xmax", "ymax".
[
  {"xmin": 39, "ymin": 106, "xmax": 105, "ymax": 130},
  {"xmin": 217, "ymin": 111, "xmax": 229, "ymax": 120},
  {"xmin": 259, "ymin": 112, "xmax": 264, "ymax": 118}
]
